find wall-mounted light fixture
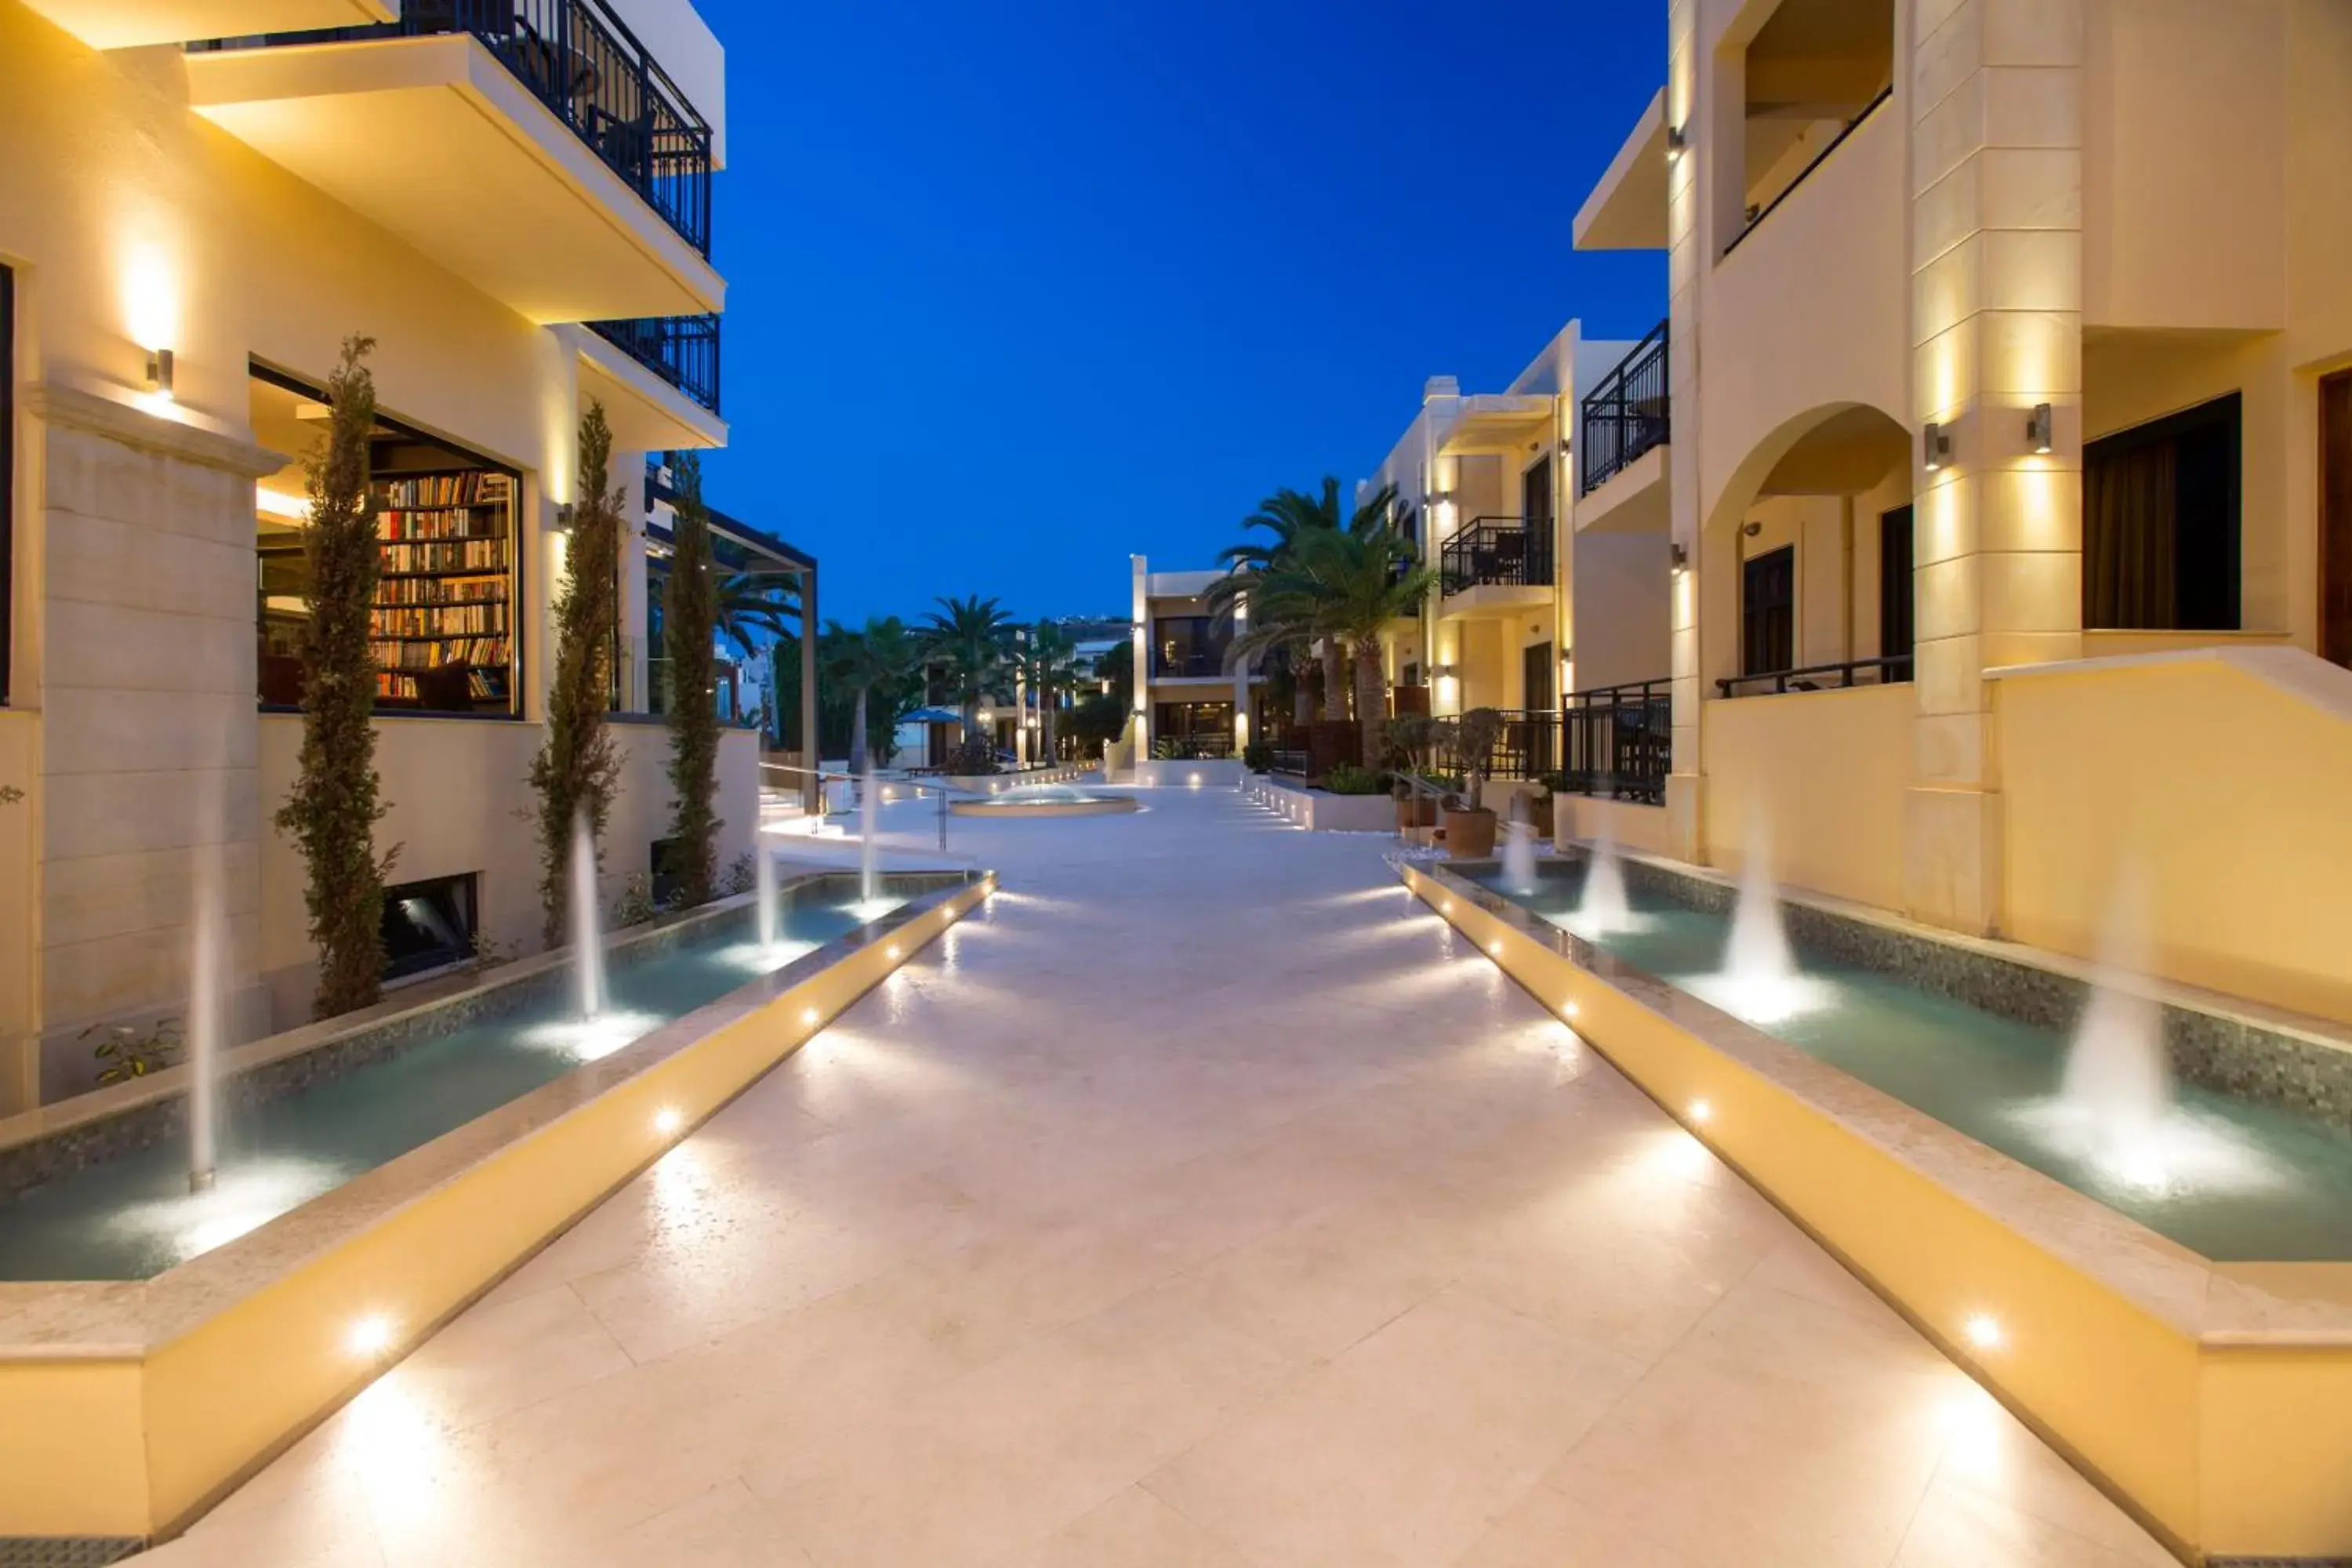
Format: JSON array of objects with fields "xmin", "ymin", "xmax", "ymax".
[
  {"xmin": 2027, "ymin": 402, "xmax": 2054, "ymax": 455},
  {"xmin": 1923, "ymin": 421, "xmax": 1951, "ymax": 472},
  {"xmin": 550, "ymin": 503, "xmax": 576, "ymax": 534},
  {"xmin": 1741, "ymin": 521, "xmax": 1762, "ymax": 539},
  {"xmin": 145, "ymin": 348, "xmax": 175, "ymax": 401},
  {"xmin": 1665, "ymin": 125, "xmax": 1688, "ymax": 161},
  {"xmin": 1671, "ymin": 542, "xmax": 1690, "ymax": 575}
]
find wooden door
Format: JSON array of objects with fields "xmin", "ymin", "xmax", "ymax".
[{"xmin": 2324, "ymin": 371, "xmax": 2352, "ymax": 667}]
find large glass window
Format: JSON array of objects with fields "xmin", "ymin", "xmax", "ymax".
[
  {"xmin": 1152, "ymin": 615, "xmax": 1229, "ymax": 679},
  {"xmin": 252, "ymin": 366, "xmax": 521, "ymax": 716},
  {"xmin": 2084, "ymin": 393, "xmax": 2241, "ymax": 631}
]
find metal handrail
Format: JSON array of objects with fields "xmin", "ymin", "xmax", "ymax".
[
  {"xmin": 1580, "ymin": 320, "xmax": 1669, "ymax": 495},
  {"xmin": 1559, "ymin": 677, "xmax": 1671, "ymax": 804},
  {"xmin": 1722, "ymin": 85, "xmax": 1893, "ymax": 260},
  {"xmin": 587, "ymin": 314, "xmax": 720, "ymax": 415},
  {"xmin": 1715, "ymin": 654, "xmax": 1914, "ymax": 698},
  {"xmin": 194, "ymin": 0, "xmax": 714, "ymax": 256},
  {"xmin": 1439, "ymin": 517, "xmax": 1553, "ymax": 596}
]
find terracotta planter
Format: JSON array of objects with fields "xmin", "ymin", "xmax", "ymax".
[{"xmin": 1444, "ymin": 805, "xmax": 1497, "ymax": 858}]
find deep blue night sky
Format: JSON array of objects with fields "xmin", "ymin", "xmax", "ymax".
[{"xmin": 690, "ymin": 0, "xmax": 1666, "ymax": 624}]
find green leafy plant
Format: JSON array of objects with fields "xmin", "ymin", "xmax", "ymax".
[
  {"xmin": 724, "ymin": 852, "xmax": 757, "ymax": 896},
  {"xmin": 663, "ymin": 453, "xmax": 723, "ymax": 909},
  {"xmin": 1242, "ymin": 741, "xmax": 1274, "ymax": 773},
  {"xmin": 919, "ymin": 593, "xmax": 1016, "ymax": 739},
  {"xmin": 942, "ymin": 735, "xmax": 1001, "ymax": 775},
  {"xmin": 1323, "ymin": 763, "xmax": 1388, "ymax": 796},
  {"xmin": 1453, "ymin": 707, "xmax": 1504, "ymax": 811},
  {"xmin": 274, "ymin": 336, "xmax": 399, "ymax": 1020},
  {"xmin": 612, "ymin": 873, "xmax": 662, "ymax": 930},
  {"xmin": 530, "ymin": 405, "xmax": 626, "ymax": 951},
  {"xmin": 86, "ymin": 1018, "xmax": 183, "ymax": 1085},
  {"xmin": 465, "ymin": 931, "xmax": 521, "ymax": 977},
  {"xmin": 823, "ymin": 615, "xmax": 922, "ymax": 773}
]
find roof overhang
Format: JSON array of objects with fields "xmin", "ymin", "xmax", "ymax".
[
  {"xmin": 1435, "ymin": 394, "xmax": 1555, "ymax": 457},
  {"xmin": 1575, "ymin": 88, "xmax": 1670, "ymax": 252},
  {"xmin": 188, "ymin": 33, "xmax": 724, "ymax": 324},
  {"xmin": 569, "ymin": 328, "xmax": 726, "ymax": 455}
]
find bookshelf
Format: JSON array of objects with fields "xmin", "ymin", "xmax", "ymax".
[{"xmin": 370, "ymin": 469, "xmax": 515, "ymax": 709}]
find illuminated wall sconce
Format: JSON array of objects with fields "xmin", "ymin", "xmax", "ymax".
[
  {"xmin": 145, "ymin": 348, "xmax": 175, "ymax": 400},
  {"xmin": 1740, "ymin": 521, "xmax": 1762, "ymax": 539},
  {"xmin": 1923, "ymin": 421, "xmax": 1951, "ymax": 471},
  {"xmin": 1670, "ymin": 542, "xmax": 1689, "ymax": 575},
  {"xmin": 2027, "ymin": 402, "xmax": 2054, "ymax": 455},
  {"xmin": 1665, "ymin": 124, "xmax": 1688, "ymax": 161},
  {"xmin": 550, "ymin": 503, "xmax": 576, "ymax": 535}
]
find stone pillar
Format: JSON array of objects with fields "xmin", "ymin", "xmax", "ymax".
[
  {"xmin": 1129, "ymin": 554, "xmax": 1150, "ymax": 750},
  {"xmin": 1906, "ymin": 0, "xmax": 2085, "ymax": 934},
  {"xmin": 1663, "ymin": 0, "xmax": 1707, "ymax": 864}
]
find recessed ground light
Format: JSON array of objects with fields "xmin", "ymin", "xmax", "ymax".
[
  {"xmin": 801, "ymin": 1007, "xmax": 819, "ymax": 1026},
  {"xmin": 654, "ymin": 1107, "xmax": 684, "ymax": 1134},
  {"xmin": 1487, "ymin": 940, "xmax": 1503, "ymax": 956},
  {"xmin": 348, "ymin": 1314, "xmax": 394, "ymax": 1357},
  {"xmin": 1561, "ymin": 1001, "xmax": 1579, "ymax": 1020},
  {"xmin": 1440, "ymin": 900, "xmax": 1453, "ymax": 913},
  {"xmin": 1964, "ymin": 1313, "xmax": 2004, "ymax": 1350},
  {"xmin": 1689, "ymin": 1099, "xmax": 1714, "ymax": 1124},
  {"xmin": 886, "ymin": 945, "xmax": 902, "ymax": 959}
]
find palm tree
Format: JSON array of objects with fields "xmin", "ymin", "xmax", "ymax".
[
  {"xmin": 919, "ymin": 593, "xmax": 1016, "ymax": 740},
  {"xmin": 824, "ymin": 615, "xmax": 920, "ymax": 774},
  {"xmin": 714, "ymin": 570, "xmax": 800, "ymax": 659},
  {"xmin": 1207, "ymin": 478, "xmax": 1403, "ymax": 726},
  {"xmin": 1011, "ymin": 621, "xmax": 1083, "ymax": 761},
  {"xmin": 1232, "ymin": 519, "xmax": 1431, "ymax": 765}
]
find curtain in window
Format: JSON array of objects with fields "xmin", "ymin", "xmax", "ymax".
[{"xmin": 2085, "ymin": 440, "xmax": 2176, "ymax": 629}]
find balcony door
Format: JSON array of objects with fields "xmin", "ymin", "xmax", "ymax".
[
  {"xmin": 1522, "ymin": 641, "xmax": 1554, "ymax": 711},
  {"xmin": 1878, "ymin": 504, "xmax": 1915, "ymax": 675},
  {"xmin": 1743, "ymin": 544, "xmax": 1795, "ymax": 676},
  {"xmin": 2326, "ymin": 371, "xmax": 2352, "ymax": 668}
]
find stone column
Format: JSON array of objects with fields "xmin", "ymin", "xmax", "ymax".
[
  {"xmin": 1906, "ymin": 0, "xmax": 2085, "ymax": 934},
  {"xmin": 1663, "ymin": 0, "xmax": 1707, "ymax": 863},
  {"xmin": 797, "ymin": 561, "xmax": 819, "ymax": 812}
]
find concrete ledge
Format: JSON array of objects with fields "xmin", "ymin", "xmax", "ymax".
[
  {"xmin": 1398, "ymin": 857, "xmax": 2352, "ymax": 1561},
  {"xmin": 0, "ymin": 875, "xmax": 995, "ymax": 1543},
  {"xmin": 1133, "ymin": 760, "xmax": 1244, "ymax": 789},
  {"xmin": 1244, "ymin": 777, "xmax": 1396, "ymax": 833}
]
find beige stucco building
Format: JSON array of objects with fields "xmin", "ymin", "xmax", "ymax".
[
  {"xmin": 0, "ymin": 0, "xmax": 807, "ymax": 1108},
  {"xmin": 1552, "ymin": 0, "xmax": 2352, "ymax": 1027}
]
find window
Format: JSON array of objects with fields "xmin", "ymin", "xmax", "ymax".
[
  {"xmin": 251, "ymin": 365, "xmax": 522, "ymax": 716},
  {"xmin": 1878, "ymin": 504, "xmax": 1914, "ymax": 675},
  {"xmin": 1152, "ymin": 616, "xmax": 1228, "ymax": 679},
  {"xmin": 1743, "ymin": 545, "xmax": 1795, "ymax": 675},
  {"xmin": 380, "ymin": 873, "xmax": 478, "ymax": 980},
  {"xmin": 0, "ymin": 263, "xmax": 12, "ymax": 703},
  {"xmin": 2084, "ymin": 394, "xmax": 2241, "ymax": 630}
]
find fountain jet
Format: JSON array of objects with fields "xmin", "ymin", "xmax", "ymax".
[
  {"xmin": 859, "ymin": 767, "xmax": 880, "ymax": 906},
  {"xmin": 1500, "ymin": 818, "xmax": 1539, "ymax": 895},
  {"xmin": 187, "ymin": 838, "xmax": 223, "ymax": 1193},
  {"xmin": 2062, "ymin": 869, "xmax": 2171, "ymax": 1133},
  {"xmin": 754, "ymin": 839, "xmax": 779, "ymax": 951},
  {"xmin": 1578, "ymin": 831, "xmax": 1632, "ymax": 933},
  {"xmin": 571, "ymin": 811, "xmax": 605, "ymax": 1021}
]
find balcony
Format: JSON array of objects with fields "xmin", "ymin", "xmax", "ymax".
[
  {"xmin": 1439, "ymin": 517, "xmax": 1553, "ymax": 618},
  {"xmin": 1580, "ymin": 321, "xmax": 1669, "ymax": 496},
  {"xmin": 187, "ymin": 0, "xmax": 721, "ymax": 323},
  {"xmin": 587, "ymin": 314, "xmax": 720, "ymax": 416}
]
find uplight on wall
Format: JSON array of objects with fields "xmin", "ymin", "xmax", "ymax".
[
  {"xmin": 1670, "ymin": 542, "xmax": 1689, "ymax": 575},
  {"xmin": 1923, "ymin": 422, "xmax": 1951, "ymax": 472},
  {"xmin": 255, "ymin": 488, "xmax": 309, "ymax": 522},
  {"xmin": 145, "ymin": 348, "xmax": 175, "ymax": 401},
  {"xmin": 1665, "ymin": 124, "xmax": 1688, "ymax": 161},
  {"xmin": 2027, "ymin": 402, "xmax": 2054, "ymax": 455}
]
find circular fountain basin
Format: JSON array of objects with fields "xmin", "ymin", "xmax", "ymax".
[{"xmin": 949, "ymin": 783, "xmax": 1141, "ymax": 818}]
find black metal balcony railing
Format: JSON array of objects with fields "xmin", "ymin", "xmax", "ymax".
[
  {"xmin": 1559, "ymin": 679, "xmax": 1672, "ymax": 804},
  {"xmin": 588, "ymin": 314, "xmax": 720, "ymax": 415},
  {"xmin": 1483, "ymin": 710, "xmax": 1561, "ymax": 782},
  {"xmin": 1581, "ymin": 320, "xmax": 1670, "ymax": 495},
  {"xmin": 1155, "ymin": 735, "xmax": 1234, "ymax": 760},
  {"xmin": 1715, "ymin": 654, "xmax": 1913, "ymax": 699},
  {"xmin": 196, "ymin": 0, "xmax": 713, "ymax": 256},
  {"xmin": 1439, "ymin": 517, "xmax": 1553, "ymax": 596}
]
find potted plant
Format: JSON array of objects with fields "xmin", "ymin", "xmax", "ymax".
[
  {"xmin": 1527, "ymin": 772, "xmax": 1563, "ymax": 839},
  {"xmin": 1385, "ymin": 713, "xmax": 1439, "ymax": 830},
  {"xmin": 1443, "ymin": 707, "xmax": 1503, "ymax": 858}
]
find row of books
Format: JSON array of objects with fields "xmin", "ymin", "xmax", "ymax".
[
  {"xmin": 378, "ymin": 668, "xmax": 506, "ymax": 701},
  {"xmin": 379, "ymin": 473, "xmax": 510, "ymax": 510},
  {"xmin": 382, "ymin": 539, "xmax": 507, "ymax": 574},
  {"xmin": 370, "ymin": 637, "xmax": 509, "ymax": 671},
  {"xmin": 376, "ymin": 575, "xmax": 508, "ymax": 608},
  {"xmin": 376, "ymin": 508, "xmax": 506, "ymax": 543},
  {"xmin": 370, "ymin": 605, "xmax": 508, "ymax": 637}
]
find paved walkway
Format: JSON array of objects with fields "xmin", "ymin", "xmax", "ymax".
[{"xmin": 142, "ymin": 787, "xmax": 2171, "ymax": 1567}]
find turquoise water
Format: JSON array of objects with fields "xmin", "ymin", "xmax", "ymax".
[
  {"xmin": 1468, "ymin": 864, "xmax": 2352, "ymax": 1262},
  {"xmin": 0, "ymin": 888, "xmax": 908, "ymax": 1282}
]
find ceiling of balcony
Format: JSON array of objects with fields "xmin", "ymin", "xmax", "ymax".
[
  {"xmin": 188, "ymin": 33, "xmax": 724, "ymax": 325},
  {"xmin": 21, "ymin": 0, "xmax": 390, "ymax": 49}
]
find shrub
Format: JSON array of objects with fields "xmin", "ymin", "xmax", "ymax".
[
  {"xmin": 1242, "ymin": 742, "xmax": 1274, "ymax": 773},
  {"xmin": 942, "ymin": 736, "xmax": 1000, "ymax": 775},
  {"xmin": 1323, "ymin": 763, "xmax": 1388, "ymax": 796},
  {"xmin": 724, "ymin": 851, "xmax": 757, "ymax": 895},
  {"xmin": 85, "ymin": 1018, "xmax": 183, "ymax": 1084},
  {"xmin": 612, "ymin": 873, "xmax": 663, "ymax": 930}
]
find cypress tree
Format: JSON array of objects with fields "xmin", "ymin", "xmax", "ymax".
[
  {"xmin": 274, "ymin": 336, "xmax": 397, "ymax": 1018},
  {"xmin": 664, "ymin": 452, "xmax": 721, "ymax": 906},
  {"xmin": 528, "ymin": 404, "xmax": 625, "ymax": 948}
]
